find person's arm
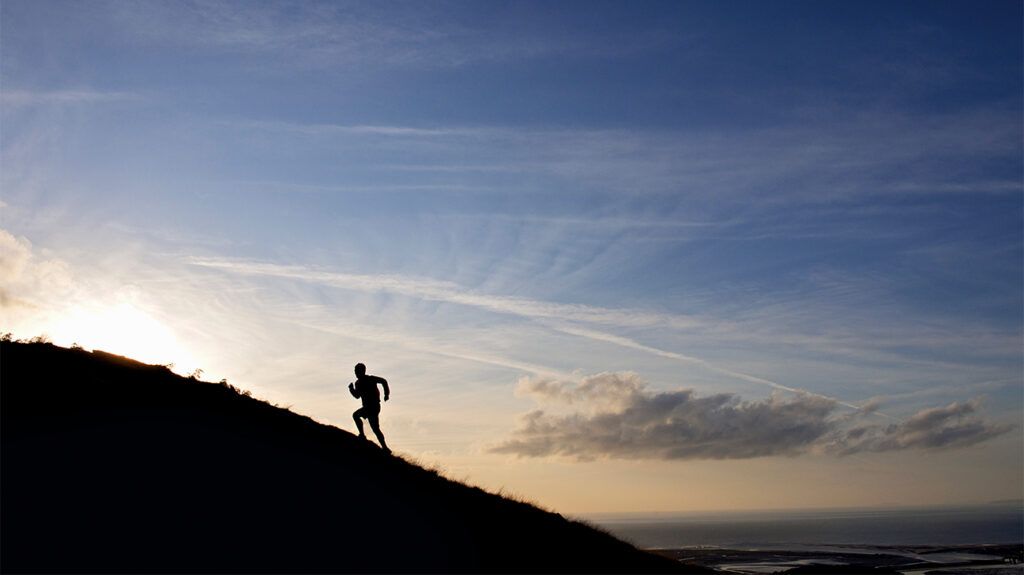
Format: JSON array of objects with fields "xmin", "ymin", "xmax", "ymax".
[
  {"xmin": 348, "ymin": 382, "xmax": 360, "ymax": 398},
  {"xmin": 376, "ymin": 376, "xmax": 390, "ymax": 401}
]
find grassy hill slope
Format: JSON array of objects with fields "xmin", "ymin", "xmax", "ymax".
[{"xmin": 1, "ymin": 340, "xmax": 702, "ymax": 573}]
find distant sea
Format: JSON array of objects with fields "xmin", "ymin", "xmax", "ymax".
[{"xmin": 586, "ymin": 504, "xmax": 1023, "ymax": 549}]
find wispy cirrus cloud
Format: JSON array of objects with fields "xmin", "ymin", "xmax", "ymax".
[
  {"xmin": 108, "ymin": 0, "xmax": 684, "ymax": 69},
  {"xmin": 491, "ymin": 372, "xmax": 1013, "ymax": 461},
  {"xmin": 189, "ymin": 257, "xmax": 1016, "ymax": 414},
  {"xmin": 226, "ymin": 107, "xmax": 1021, "ymax": 204},
  {"xmin": 188, "ymin": 258, "xmax": 848, "ymax": 401},
  {"xmin": 189, "ymin": 258, "xmax": 853, "ymax": 402},
  {"xmin": 288, "ymin": 314, "xmax": 572, "ymax": 380},
  {"xmin": 227, "ymin": 120, "xmax": 480, "ymax": 138},
  {"xmin": 189, "ymin": 258, "xmax": 703, "ymax": 330},
  {"xmin": 0, "ymin": 89, "xmax": 140, "ymax": 107}
]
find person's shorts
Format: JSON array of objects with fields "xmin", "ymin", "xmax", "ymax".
[{"xmin": 354, "ymin": 403, "xmax": 381, "ymax": 419}]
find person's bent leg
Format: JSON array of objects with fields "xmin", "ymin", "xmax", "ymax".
[
  {"xmin": 368, "ymin": 412, "xmax": 389, "ymax": 452},
  {"xmin": 353, "ymin": 408, "xmax": 366, "ymax": 438}
]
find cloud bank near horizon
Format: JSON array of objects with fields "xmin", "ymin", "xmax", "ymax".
[{"xmin": 490, "ymin": 373, "xmax": 1014, "ymax": 461}]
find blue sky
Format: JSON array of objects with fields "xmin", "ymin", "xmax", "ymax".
[{"xmin": 2, "ymin": 1, "xmax": 1021, "ymax": 513}]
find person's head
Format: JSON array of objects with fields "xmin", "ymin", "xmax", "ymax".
[{"xmin": 354, "ymin": 363, "xmax": 366, "ymax": 377}]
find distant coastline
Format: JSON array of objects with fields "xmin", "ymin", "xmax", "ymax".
[
  {"xmin": 587, "ymin": 505, "xmax": 1023, "ymax": 574},
  {"xmin": 584, "ymin": 501, "xmax": 1024, "ymax": 524},
  {"xmin": 651, "ymin": 544, "xmax": 1023, "ymax": 575},
  {"xmin": 586, "ymin": 503, "xmax": 1022, "ymax": 548}
]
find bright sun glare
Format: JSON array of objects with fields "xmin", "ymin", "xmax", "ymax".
[{"xmin": 50, "ymin": 302, "xmax": 200, "ymax": 375}]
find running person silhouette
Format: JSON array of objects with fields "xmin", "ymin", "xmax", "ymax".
[{"xmin": 348, "ymin": 363, "xmax": 391, "ymax": 453}]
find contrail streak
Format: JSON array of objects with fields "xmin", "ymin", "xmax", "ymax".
[
  {"xmin": 190, "ymin": 258, "xmax": 701, "ymax": 329},
  {"xmin": 553, "ymin": 325, "xmax": 883, "ymax": 415}
]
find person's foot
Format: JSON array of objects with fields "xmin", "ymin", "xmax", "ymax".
[
  {"xmin": 381, "ymin": 446, "xmax": 391, "ymax": 454},
  {"xmin": 358, "ymin": 434, "xmax": 367, "ymax": 440}
]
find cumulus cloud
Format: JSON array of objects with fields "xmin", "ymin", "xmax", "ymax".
[
  {"xmin": 515, "ymin": 371, "xmax": 647, "ymax": 407},
  {"xmin": 0, "ymin": 229, "xmax": 73, "ymax": 312},
  {"xmin": 0, "ymin": 230, "xmax": 32, "ymax": 281},
  {"xmin": 492, "ymin": 373, "xmax": 1012, "ymax": 461},
  {"xmin": 0, "ymin": 229, "xmax": 39, "ymax": 310},
  {"xmin": 822, "ymin": 399, "xmax": 1015, "ymax": 455}
]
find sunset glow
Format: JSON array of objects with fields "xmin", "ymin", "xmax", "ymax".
[{"xmin": 49, "ymin": 302, "xmax": 200, "ymax": 375}]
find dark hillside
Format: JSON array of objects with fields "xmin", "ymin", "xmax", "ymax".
[{"xmin": 1, "ymin": 340, "xmax": 702, "ymax": 573}]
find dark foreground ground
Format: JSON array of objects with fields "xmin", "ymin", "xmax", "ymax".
[{"xmin": 2, "ymin": 340, "xmax": 704, "ymax": 574}]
